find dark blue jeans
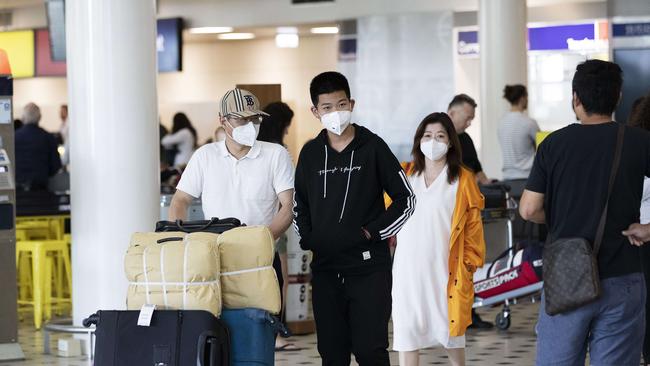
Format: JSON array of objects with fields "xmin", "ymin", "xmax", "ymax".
[{"xmin": 536, "ymin": 272, "xmax": 646, "ymax": 366}]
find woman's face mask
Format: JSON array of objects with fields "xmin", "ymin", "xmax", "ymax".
[{"xmin": 420, "ymin": 139, "xmax": 449, "ymax": 161}]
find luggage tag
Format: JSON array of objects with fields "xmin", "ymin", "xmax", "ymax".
[{"xmin": 137, "ymin": 304, "xmax": 156, "ymax": 327}]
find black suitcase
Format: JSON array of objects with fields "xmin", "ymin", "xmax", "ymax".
[
  {"xmin": 84, "ymin": 310, "xmax": 230, "ymax": 366},
  {"xmin": 479, "ymin": 183, "xmax": 511, "ymax": 209},
  {"xmin": 155, "ymin": 217, "xmax": 243, "ymax": 234}
]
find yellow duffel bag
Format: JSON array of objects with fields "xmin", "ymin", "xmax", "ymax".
[
  {"xmin": 124, "ymin": 231, "xmax": 221, "ymax": 316},
  {"xmin": 218, "ymin": 226, "xmax": 281, "ymax": 314}
]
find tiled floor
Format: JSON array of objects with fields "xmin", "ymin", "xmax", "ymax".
[{"xmin": 3, "ymin": 299, "xmax": 646, "ymax": 365}]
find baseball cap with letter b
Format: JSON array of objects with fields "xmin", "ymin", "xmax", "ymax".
[{"xmin": 220, "ymin": 88, "xmax": 269, "ymax": 118}]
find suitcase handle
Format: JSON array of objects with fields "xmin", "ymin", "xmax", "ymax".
[
  {"xmin": 175, "ymin": 217, "xmax": 220, "ymax": 232},
  {"xmin": 156, "ymin": 237, "xmax": 184, "ymax": 244},
  {"xmin": 197, "ymin": 331, "xmax": 226, "ymax": 366},
  {"xmin": 83, "ymin": 313, "xmax": 99, "ymax": 327}
]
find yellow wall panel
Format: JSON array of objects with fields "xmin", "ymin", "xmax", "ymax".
[{"xmin": 0, "ymin": 30, "xmax": 35, "ymax": 78}]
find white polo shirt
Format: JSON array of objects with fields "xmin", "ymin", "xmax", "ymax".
[{"xmin": 176, "ymin": 140, "xmax": 294, "ymax": 226}]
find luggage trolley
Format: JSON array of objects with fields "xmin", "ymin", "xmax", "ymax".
[{"xmin": 474, "ymin": 183, "xmax": 543, "ymax": 330}]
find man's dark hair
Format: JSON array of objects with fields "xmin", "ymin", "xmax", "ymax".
[
  {"xmin": 572, "ymin": 59, "xmax": 623, "ymax": 116},
  {"xmin": 448, "ymin": 93, "xmax": 477, "ymax": 110},
  {"xmin": 310, "ymin": 71, "xmax": 351, "ymax": 106}
]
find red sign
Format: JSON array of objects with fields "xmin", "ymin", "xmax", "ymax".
[{"xmin": 35, "ymin": 29, "xmax": 66, "ymax": 76}]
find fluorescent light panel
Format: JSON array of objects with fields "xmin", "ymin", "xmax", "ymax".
[
  {"xmin": 218, "ymin": 32, "xmax": 256, "ymax": 40},
  {"xmin": 189, "ymin": 27, "xmax": 234, "ymax": 34},
  {"xmin": 276, "ymin": 33, "xmax": 299, "ymax": 48},
  {"xmin": 311, "ymin": 26, "xmax": 339, "ymax": 34}
]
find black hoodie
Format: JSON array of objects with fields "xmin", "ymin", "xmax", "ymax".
[{"xmin": 293, "ymin": 124, "xmax": 416, "ymax": 274}]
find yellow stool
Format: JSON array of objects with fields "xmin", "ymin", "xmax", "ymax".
[
  {"xmin": 15, "ymin": 240, "xmax": 72, "ymax": 329},
  {"xmin": 16, "ymin": 215, "xmax": 68, "ymax": 240}
]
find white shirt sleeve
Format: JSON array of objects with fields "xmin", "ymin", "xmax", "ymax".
[
  {"xmin": 273, "ymin": 147, "xmax": 295, "ymax": 195},
  {"xmin": 161, "ymin": 128, "xmax": 192, "ymax": 148},
  {"xmin": 175, "ymin": 149, "xmax": 204, "ymax": 198},
  {"xmin": 529, "ymin": 118, "xmax": 541, "ymax": 142}
]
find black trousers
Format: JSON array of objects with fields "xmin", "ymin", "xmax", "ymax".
[{"xmin": 311, "ymin": 270, "xmax": 392, "ymax": 366}]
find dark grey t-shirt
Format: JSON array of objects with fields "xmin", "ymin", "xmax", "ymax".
[{"xmin": 526, "ymin": 122, "xmax": 650, "ymax": 279}]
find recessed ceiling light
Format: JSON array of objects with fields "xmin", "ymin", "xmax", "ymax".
[
  {"xmin": 189, "ymin": 27, "xmax": 234, "ymax": 34},
  {"xmin": 276, "ymin": 34, "xmax": 299, "ymax": 48},
  {"xmin": 218, "ymin": 33, "xmax": 256, "ymax": 40},
  {"xmin": 310, "ymin": 26, "xmax": 339, "ymax": 34}
]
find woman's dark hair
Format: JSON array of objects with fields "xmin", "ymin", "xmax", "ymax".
[
  {"xmin": 172, "ymin": 112, "xmax": 198, "ymax": 147},
  {"xmin": 309, "ymin": 71, "xmax": 351, "ymax": 106},
  {"xmin": 572, "ymin": 59, "xmax": 622, "ymax": 116},
  {"xmin": 629, "ymin": 94, "xmax": 650, "ymax": 131},
  {"xmin": 503, "ymin": 84, "xmax": 527, "ymax": 105},
  {"xmin": 258, "ymin": 102, "xmax": 294, "ymax": 146},
  {"xmin": 411, "ymin": 112, "xmax": 462, "ymax": 184}
]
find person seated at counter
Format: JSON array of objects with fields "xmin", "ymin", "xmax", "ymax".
[{"xmin": 15, "ymin": 102, "xmax": 62, "ymax": 191}]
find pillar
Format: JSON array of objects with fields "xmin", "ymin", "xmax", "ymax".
[
  {"xmin": 479, "ymin": 0, "xmax": 528, "ymax": 180},
  {"xmin": 66, "ymin": 0, "xmax": 159, "ymax": 328}
]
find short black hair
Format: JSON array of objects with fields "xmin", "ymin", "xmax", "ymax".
[
  {"xmin": 572, "ymin": 59, "xmax": 623, "ymax": 116},
  {"xmin": 448, "ymin": 94, "xmax": 477, "ymax": 110},
  {"xmin": 310, "ymin": 71, "xmax": 351, "ymax": 106},
  {"xmin": 258, "ymin": 101, "xmax": 294, "ymax": 146},
  {"xmin": 503, "ymin": 84, "xmax": 527, "ymax": 105}
]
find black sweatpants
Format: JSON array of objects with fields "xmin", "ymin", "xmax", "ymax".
[{"xmin": 311, "ymin": 270, "xmax": 392, "ymax": 366}]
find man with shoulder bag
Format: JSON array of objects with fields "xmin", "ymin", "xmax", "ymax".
[{"xmin": 520, "ymin": 60, "xmax": 649, "ymax": 366}]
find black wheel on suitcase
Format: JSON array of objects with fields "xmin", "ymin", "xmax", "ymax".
[{"xmin": 495, "ymin": 311, "xmax": 511, "ymax": 330}]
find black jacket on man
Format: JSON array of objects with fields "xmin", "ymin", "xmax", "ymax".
[{"xmin": 293, "ymin": 124, "xmax": 415, "ymax": 274}]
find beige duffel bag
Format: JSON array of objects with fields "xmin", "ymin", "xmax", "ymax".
[
  {"xmin": 124, "ymin": 232, "xmax": 222, "ymax": 316},
  {"xmin": 218, "ymin": 226, "xmax": 281, "ymax": 314}
]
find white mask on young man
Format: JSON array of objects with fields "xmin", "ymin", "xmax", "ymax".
[
  {"xmin": 228, "ymin": 121, "xmax": 260, "ymax": 147},
  {"xmin": 420, "ymin": 140, "xmax": 449, "ymax": 161},
  {"xmin": 321, "ymin": 110, "xmax": 352, "ymax": 136}
]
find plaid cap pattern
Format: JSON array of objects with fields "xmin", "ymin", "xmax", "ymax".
[{"xmin": 220, "ymin": 88, "xmax": 269, "ymax": 118}]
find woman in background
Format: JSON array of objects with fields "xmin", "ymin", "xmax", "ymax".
[
  {"xmin": 161, "ymin": 112, "xmax": 197, "ymax": 167},
  {"xmin": 258, "ymin": 101, "xmax": 297, "ymax": 352}
]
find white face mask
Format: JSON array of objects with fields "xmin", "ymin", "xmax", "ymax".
[
  {"xmin": 420, "ymin": 139, "xmax": 449, "ymax": 161},
  {"xmin": 321, "ymin": 110, "xmax": 352, "ymax": 136},
  {"xmin": 227, "ymin": 121, "xmax": 259, "ymax": 147}
]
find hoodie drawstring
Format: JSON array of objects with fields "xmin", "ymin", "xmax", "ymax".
[
  {"xmin": 339, "ymin": 150, "xmax": 355, "ymax": 222},
  {"xmin": 323, "ymin": 145, "xmax": 328, "ymax": 198}
]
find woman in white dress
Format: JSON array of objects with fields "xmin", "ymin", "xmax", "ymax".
[
  {"xmin": 161, "ymin": 112, "xmax": 197, "ymax": 167},
  {"xmin": 392, "ymin": 112, "xmax": 486, "ymax": 366}
]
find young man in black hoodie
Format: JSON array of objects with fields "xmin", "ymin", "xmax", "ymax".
[{"xmin": 293, "ymin": 71, "xmax": 416, "ymax": 365}]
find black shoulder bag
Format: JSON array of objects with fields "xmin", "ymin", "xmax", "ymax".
[{"xmin": 542, "ymin": 123, "xmax": 625, "ymax": 316}]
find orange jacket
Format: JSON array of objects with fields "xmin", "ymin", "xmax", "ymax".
[{"xmin": 392, "ymin": 162, "xmax": 485, "ymax": 336}]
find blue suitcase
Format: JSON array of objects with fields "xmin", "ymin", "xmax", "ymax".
[{"xmin": 221, "ymin": 308, "xmax": 288, "ymax": 366}]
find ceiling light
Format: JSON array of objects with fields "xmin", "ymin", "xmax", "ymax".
[
  {"xmin": 277, "ymin": 27, "xmax": 298, "ymax": 34},
  {"xmin": 218, "ymin": 33, "xmax": 256, "ymax": 40},
  {"xmin": 189, "ymin": 27, "xmax": 234, "ymax": 34},
  {"xmin": 310, "ymin": 26, "xmax": 339, "ymax": 34},
  {"xmin": 276, "ymin": 33, "xmax": 299, "ymax": 48}
]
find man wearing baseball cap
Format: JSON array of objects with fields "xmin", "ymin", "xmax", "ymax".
[{"xmin": 169, "ymin": 88, "xmax": 295, "ymax": 242}]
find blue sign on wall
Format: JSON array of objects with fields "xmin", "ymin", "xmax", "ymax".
[
  {"xmin": 612, "ymin": 23, "xmax": 650, "ymax": 38},
  {"xmin": 528, "ymin": 24, "xmax": 594, "ymax": 51},
  {"xmin": 157, "ymin": 18, "xmax": 183, "ymax": 72},
  {"xmin": 458, "ymin": 31, "xmax": 479, "ymax": 55}
]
